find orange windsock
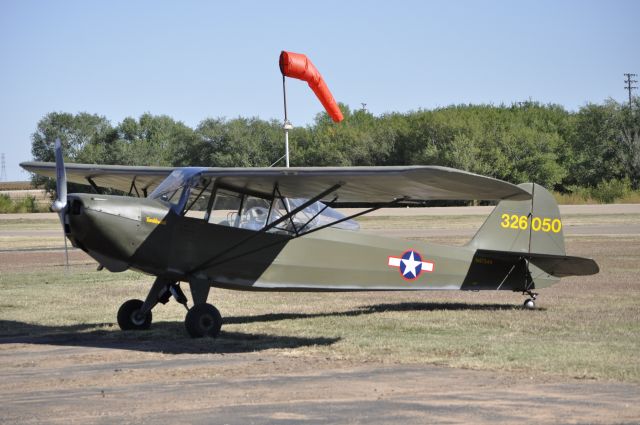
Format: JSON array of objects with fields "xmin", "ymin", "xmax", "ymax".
[{"xmin": 279, "ymin": 51, "xmax": 343, "ymax": 123}]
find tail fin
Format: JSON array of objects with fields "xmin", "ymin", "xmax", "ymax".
[
  {"xmin": 462, "ymin": 184, "xmax": 598, "ymax": 291},
  {"xmin": 468, "ymin": 183, "xmax": 565, "ymax": 256}
]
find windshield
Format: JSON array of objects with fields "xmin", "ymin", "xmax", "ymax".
[{"xmin": 150, "ymin": 168, "xmax": 207, "ymax": 210}]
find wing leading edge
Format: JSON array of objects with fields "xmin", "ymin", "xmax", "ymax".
[
  {"xmin": 20, "ymin": 162, "xmax": 531, "ymax": 203},
  {"xmin": 20, "ymin": 162, "xmax": 175, "ymax": 196}
]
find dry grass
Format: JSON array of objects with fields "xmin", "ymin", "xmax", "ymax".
[
  {"xmin": 0, "ymin": 236, "xmax": 65, "ymax": 250},
  {"xmin": 0, "ymin": 215, "xmax": 639, "ymax": 383},
  {"xmin": 554, "ymin": 190, "xmax": 640, "ymax": 205},
  {"xmin": 0, "ymin": 218, "xmax": 59, "ymax": 230}
]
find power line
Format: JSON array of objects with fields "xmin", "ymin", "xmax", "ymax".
[{"xmin": 624, "ymin": 73, "xmax": 637, "ymax": 106}]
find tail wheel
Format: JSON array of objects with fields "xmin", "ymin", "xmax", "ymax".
[
  {"xmin": 523, "ymin": 299, "xmax": 536, "ymax": 310},
  {"xmin": 185, "ymin": 303, "xmax": 222, "ymax": 338},
  {"xmin": 117, "ymin": 299, "xmax": 152, "ymax": 330}
]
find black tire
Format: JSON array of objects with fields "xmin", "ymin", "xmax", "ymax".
[
  {"xmin": 117, "ymin": 299, "xmax": 152, "ymax": 330},
  {"xmin": 185, "ymin": 303, "xmax": 222, "ymax": 338}
]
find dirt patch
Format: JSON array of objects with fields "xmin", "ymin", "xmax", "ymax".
[{"xmin": 0, "ymin": 342, "xmax": 638, "ymax": 424}]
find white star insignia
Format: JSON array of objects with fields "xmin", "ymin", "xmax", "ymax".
[{"xmin": 401, "ymin": 251, "xmax": 422, "ymax": 277}]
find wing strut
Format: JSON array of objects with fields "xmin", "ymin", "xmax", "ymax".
[
  {"xmin": 296, "ymin": 195, "xmax": 337, "ymax": 234},
  {"xmin": 128, "ymin": 177, "xmax": 140, "ymax": 197},
  {"xmin": 86, "ymin": 177, "xmax": 101, "ymax": 194},
  {"xmin": 260, "ymin": 183, "xmax": 342, "ymax": 234}
]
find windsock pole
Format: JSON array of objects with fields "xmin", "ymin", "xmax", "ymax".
[{"xmin": 282, "ymin": 75, "xmax": 292, "ymax": 168}]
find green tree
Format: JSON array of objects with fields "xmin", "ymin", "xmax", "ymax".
[
  {"xmin": 116, "ymin": 113, "xmax": 198, "ymax": 166},
  {"xmin": 30, "ymin": 112, "xmax": 117, "ymax": 192},
  {"xmin": 566, "ymin": 100, "xmax": 626, "ymax": 188},
  {"xmin": 31, "ymin": 112, "xmax": 116, "ymax": 163},
  {"xmin": 299, "ymin": 104, "xmax": 394, "ymax": 166},
  {"xmin": 196, "ymin": 117, "xmax": 282, "ymax": 167},
  {"xmin": 617, "ymin": 97, "xmax": 640, "ymax": 188}
]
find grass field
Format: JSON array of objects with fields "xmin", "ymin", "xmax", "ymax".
[
  {"xmin": 0, "ymin": 212, "xmax": 639, "ymax": 383},
  {"xmin": 0, "ymin": 217, "xmax": 59, "ymax": 230}
]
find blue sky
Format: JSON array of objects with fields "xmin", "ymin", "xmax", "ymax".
[{"xmin": 1, "ymin": 0, "xmax": 639, "ymax": 180}]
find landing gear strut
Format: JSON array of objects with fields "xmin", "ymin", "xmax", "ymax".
[
  {"xmin": 522, "ymin": 260, "xmax": 538, "ymax": 310},
  {"xmin": 116, "ymin": 277, "xmax": 223, "ymax": 338},
  {"xmin": 184, "ymin": 279, "xmax": 222, "ymax": 338}
]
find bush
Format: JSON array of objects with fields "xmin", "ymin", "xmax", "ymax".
[
  {"xmin": 555, "ymin": 179, "xmax": 636, "ymax": 204},
  {"xmin": 0, "ymin": 194, "xmax": 12, "ymax": 213},
  {"xmin": 0, "ymin": 195, "xmax": 46, "ymax": 213},
  {"xmin": 590, "ymin": 178, "xmax": 631, "ymax": 203},
  {"xmin": 13, "ymin": 196, "xmax": 39, "ymax": 213}
]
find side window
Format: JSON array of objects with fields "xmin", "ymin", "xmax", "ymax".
[
  {"xmin": 266, "ymin": 198, "xmax": 294, "ymax": 233},
  {"xmin": 238, "ymin": 196, "xmax": 271, "ymax": 230},
  {"xmin": 266, "ymin": 198, "xmax": 316, "ymax": 234},
  {"xmin": 183, "ymin": 178, "xmax": 212, "ymax": 220},
  {"xmin": 209, "ymin": 189, "xmax": 243, "ymax": 226}
]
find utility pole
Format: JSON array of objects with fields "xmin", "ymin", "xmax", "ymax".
[
  {"xmin": 360, "ymin": 103, "xmax": 367, "ymax": 112},
  {"xmin": 624, "ymin": 73, "xmax": 637, "ymax": 106},
  {"xmin": 0, "ymin": 153, "xmax": 6, "ymax": 182}
]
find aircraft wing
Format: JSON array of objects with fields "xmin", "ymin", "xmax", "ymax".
[
  {"xmin": 20, "ymin": 162, "xmax": 531, "ymax": 202},
  {"xmin": 202, "ymin": 165, "xmax": 531, "ymax": 202},
  {"xmin": 20, "ymin": 161, "xmax": 174, "ymax": 195}
]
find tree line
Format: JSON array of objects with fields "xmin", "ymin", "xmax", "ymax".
[{"xmin": 31, "ymin": 98, "xmax": 640, "ymax": 199}]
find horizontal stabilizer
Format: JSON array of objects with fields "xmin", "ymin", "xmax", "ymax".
[{"xmin": 476, "ymin": 249, "xmax": 599, "ymax": 277}]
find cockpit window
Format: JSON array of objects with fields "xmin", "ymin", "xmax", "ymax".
[
  {"xmin": 152, "ymin": 169, "xmax": 360, "ymax": 233},
  {"xmin": 150, "ymin": 168, "xmax": 207, "ymax": 212},
  {"xmin": 267, "ymin": 198, "xmax": 360, "ymax": 233},
  {"xmin": 208, "ymin": 188, "xmax": 359, "ymax": 234},
  {"xmin": 183, "ymin": 177, "xmax": 213, "ymax": 219},
  {"xmin": 150, "ymin": 169, "xmax": 189, "ymax": 210},
  {"xmin": 208, "ymin": 189, "xmax": 243, "ymax": 226}
]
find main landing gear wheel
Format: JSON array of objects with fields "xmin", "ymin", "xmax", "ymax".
[
  {"xmin": 117, "ymin": 299, "xmax": 152, "ymax": 330},
  {"xmin": 185, "ymin": 303, "xmax": 222, "ymax": 338},
  {"xmin": 523, "ymin": 299, "xmax": 536, "ymax": 310}
]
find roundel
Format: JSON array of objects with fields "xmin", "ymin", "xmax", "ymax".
[
  {"xmin": 400, "ymin": 250, "xmax": 422, "ymax": 280},
  {"xmin": 387, "ymin": 249, "xmax": 435, "ymax": 281}
]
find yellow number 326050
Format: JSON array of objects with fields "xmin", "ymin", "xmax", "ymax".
[{"xmin": 500, "ymin": 214, "xmax": 562, "ymax": 233}]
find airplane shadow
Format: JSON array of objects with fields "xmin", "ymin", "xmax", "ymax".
[
  {"xmin": 0, "ymin": 320, "xmax": 339, "ymax": 355},
  {"xmin": 225, "ymin": 301, "xmax": 523, "ymax": 325},
  {"xmin": 0, "ymin": 302, "xmax": 528, "ymax": 354}
]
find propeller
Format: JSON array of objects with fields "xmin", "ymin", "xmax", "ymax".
[{"xmin": 51, "ymin": 138, "xmax": 69, "ymax": 270}]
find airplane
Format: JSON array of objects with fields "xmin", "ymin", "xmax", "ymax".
[{"xmin": 20, "ymin": 140, "xmax": 599, "ymax": 338}]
